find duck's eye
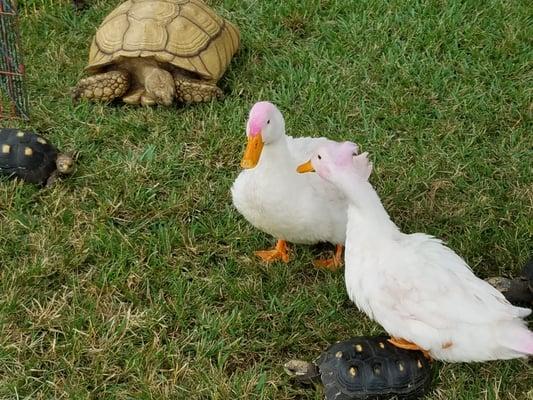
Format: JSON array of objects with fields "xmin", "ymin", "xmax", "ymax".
[
  {"xmin": 317, "ymin": 155, "xmax": 322, "ymax": 160},
  {"xmin": 266, "ymin": 120, "xmax": 270, "ymax": 124}
]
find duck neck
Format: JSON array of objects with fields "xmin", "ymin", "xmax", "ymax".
[
  {"xmin": 260, "ymin": 136, "xmax": 292, "ymax": 168},
  {"xmin": 340, "ymin": 174, "xmax": 399, "ymax": 236}
]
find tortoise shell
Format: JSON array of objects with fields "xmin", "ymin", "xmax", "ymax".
[
  {"xmin": 317, "ymin": 336, "xmax": 433, "ymax": 400},
  {"xmin": 0, "ymin": 128, "xmax": 59, "ymax": 185},
  {"xmin": 524, "ymin": 258, "xmax": 533, "ymax": 285},
  {"xmin": 86, "ymin": 0, "xmax": 240, "ymax": 81}
]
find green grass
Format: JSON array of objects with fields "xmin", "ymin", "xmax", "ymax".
[{"xmin": 0, "ymin": 0, "xmax": 532, "ymax": 398}]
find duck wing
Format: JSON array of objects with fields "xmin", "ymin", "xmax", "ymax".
[{"xmin": 373, "ymin": 234, "xmax": 530, "ymax": 332}]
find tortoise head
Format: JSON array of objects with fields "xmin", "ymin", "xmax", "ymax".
[
  {"xmin": 56, "ymin": 153, "xmax": 75, "ymax": 174},
  {"xmin": 283, "ymin": 360, "xmax": 320, "ymax": 382}
]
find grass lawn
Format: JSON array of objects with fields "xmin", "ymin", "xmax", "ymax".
[{"xmin": 1, "ymin": 0, "xmax": 531, "ymax": 398}]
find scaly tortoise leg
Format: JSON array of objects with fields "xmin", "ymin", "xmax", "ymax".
[
  {"xmin": 45, "ymin": 170, "xmax": 60, "ymax": 188},
  {"xmin": 123, "ymin": 88, "xmax": 157, "ymax": 107},
  {"xmin": 173, "ymin": 72, "xmax": 223, "ymax": 103},
  {"xmin": 72, "ymin": 70, "xmax": 129, "ymax": 102},
  {"xmin": 122, "ymin": 88, "xmax": 144, "ymax": 105}
]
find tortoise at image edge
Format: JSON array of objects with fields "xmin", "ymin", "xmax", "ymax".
[
  {"xmin": 486, "ymin": 257, "xmax": 533, "ymax": 307},
  {"xmin": 0, "ymin": 128, "xmax": 74, "ymax": 187},
  {"xmin": 73, "ymin": 0, "xmax": 240, "ymax": 106},
  {"xmin": 284, "ymin": 335, "xmax": 434, "ymax": 400}
]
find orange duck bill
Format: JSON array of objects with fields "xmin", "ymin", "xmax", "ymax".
[
  {"xmin": 240, "ymin": 134, "xmax": 264, "ymax": 169},
  {"xmin": 296, "ymin": 160, "xmax": 314, "ymax": 173}
]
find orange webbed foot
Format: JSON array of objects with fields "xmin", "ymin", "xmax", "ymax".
[
  {"xmin": 388, "ymin": 337, "xmax": 432, "ymax": 360},
  {"xmin": 313, "ymin": 244, "xmax": 343, "ymax": 271},
  {"xmin": 254, "ymin": 239, "xmax": 290, "ymax": 263}
]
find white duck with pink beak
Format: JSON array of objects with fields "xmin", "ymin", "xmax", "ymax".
[
  {"xmin": 231, "ymin": 101, "xmax": 349, "ymax": 269},
  {"xmin": 298, "ymin": 141, "xmax": 533, "ymax": 362}
]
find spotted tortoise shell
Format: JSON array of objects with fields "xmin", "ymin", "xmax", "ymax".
[
  {"xmin": 317, "ymin": 335, "xmax": 433, "ymax": 400},
  {"xmin": 0, "ymin": 128, "xmax": 59, "ymax": 185}
]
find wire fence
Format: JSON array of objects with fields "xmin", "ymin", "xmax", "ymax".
[{"xmin": 0, "ymin": 0, "xmax": 30, "ymax": 120}]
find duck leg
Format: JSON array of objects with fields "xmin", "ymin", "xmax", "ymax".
[
  {"xmin": 388, "ymin": 337, "xmax": 432, "ymax": 359},
  {"xmin": 255, "ymin": 239, "xmax": 290, "ymax": 263},
  {"xmin": 313, "ymin": 244, "xmax": 343, "ymax": 271}
]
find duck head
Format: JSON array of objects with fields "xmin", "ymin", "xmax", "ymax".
[
  {"xmin": 240, "ymin": 101, "xmax": 285, "ymax": 169},
  {"xmin": 297, "ymin": 141, "xmax": 370, "ymax": 187}
]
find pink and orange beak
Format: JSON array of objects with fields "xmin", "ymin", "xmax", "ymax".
[
  {"xmin": 240, "ymin": 132, "xmax": 264, "ymax": 169},
  {"xmin": 296, "ymin": 160, "xmax": 315, "ymax": 173}
]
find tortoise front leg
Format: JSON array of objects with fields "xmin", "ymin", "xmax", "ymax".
[
  {"xmin": 72, "ymin": 70, "xmax": 129, "ymax": 102},
  {"xmin": 122, "ymin": 88, "xmax": 161, "ymax": 106},
  {"xmin": 173, "ymin": 72, "xmax": 223, "ymax": 103},
  {"xmin": 45, "ymin": 170, "xmax": 60, "ymax": 188},
  {"xmin": 122, "ymin": 88, "xmax": 144, "ymax": 105}
]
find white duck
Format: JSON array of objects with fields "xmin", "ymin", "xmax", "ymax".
[
  {"xmin": 297, "ymin": 141, "xmax": 533, "ymax": 362},
  {"xmin": 231, "ymin": 101, "xmax": 349, "ymax": 269}
]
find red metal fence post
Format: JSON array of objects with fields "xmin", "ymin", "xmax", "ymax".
[{"xmin": 0, "ymin": 0, "xmax": 30, "ymax": 121}]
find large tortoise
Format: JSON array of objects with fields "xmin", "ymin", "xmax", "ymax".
[{"xmin": 73, "ymin": 0, "xmax": 240, "ymax": 106}]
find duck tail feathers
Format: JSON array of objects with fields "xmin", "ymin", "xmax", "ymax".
[
  {"xmin": 515, "ymin": 306, "xmax": 531, "ymax": 318},
  {"xmin": 501, "ymin": 324, "xmax": 533, "ymax": 356}
]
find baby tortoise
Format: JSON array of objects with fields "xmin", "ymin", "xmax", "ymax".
[
  {"xmin": 284, "ymin": 335, "xmax": 433, "ymax": 400},
  {"xmin": 486, "ymin": 257, "xmax": 533, "ymax": 307},
  {"xmin": 0, "ymin": 128, "xmax": 74, "ymax": 187}
]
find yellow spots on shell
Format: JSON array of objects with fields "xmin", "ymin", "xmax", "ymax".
[
  {"xmin": 397, "ymin": 361, "xmax": 405, "ymax": 372},
  {"xmin": 379, "ymin": 342, "xmax": 385, "ymax": 349},
  {"xmin": 16, "ymin": 131, "xmax": 25, "ymax": 137},
  {"xmin": 24, "ymin": 147, "xmax": 33, "ymax": 156},
  {"xmin": 349, "ymin": 366, "xmax": 357, "ymax": 377},
  {"xmin": 354, "ymin": 344, "xmax": 363, "ymax": 352},
  {"xmin": 417, "ymin": 359, "xmax": 423, "ymax": 369},
  {"xmin": 2, "ymin": 144, "xmax": 10, "ymax": 153},
  {"xmin": 37, "ymin": 137, "xmax": 47, "ymax": 144},
  {"xmin": 335, "ymin": 351, "xmax": 343, "ymax": 359}
]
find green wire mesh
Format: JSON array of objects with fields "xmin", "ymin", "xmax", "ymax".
[{"xmin": 0, "ymin": 0, "xmax": 29, "ymax": 120}]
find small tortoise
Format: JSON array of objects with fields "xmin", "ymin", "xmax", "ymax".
[
  {"xmin": 72, "ymin": 0, "xmax": 88, "ymax": 11},
  {"xmin": 284, "ymin": 336, "xmax": 433, "ymax": 400},
  {"xmin": 73, "ymin": 0, "xmax": 240, "ymax": 106},
  {"xmin": 486, "ymin": 257, "xmax": 533, "ymax": 307},
  {"xmin": 0, "ymin": 128, "xmax": 74, "ymax": 187}
]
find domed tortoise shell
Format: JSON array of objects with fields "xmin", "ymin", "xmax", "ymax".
[
  {"xmin": 523, "ymin": 257, "xmax": 533, "ymax": 293},
  {"xmin": 317, "ymin": 335, "xmax": 433, "ymax": 400},
  {"xmin": 0, "ymin": 128, "xmax": 59, "ymax": 185},
  {"xmin": 87, "ymin": 0, "xmax": 240, "ymax": 81}
]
